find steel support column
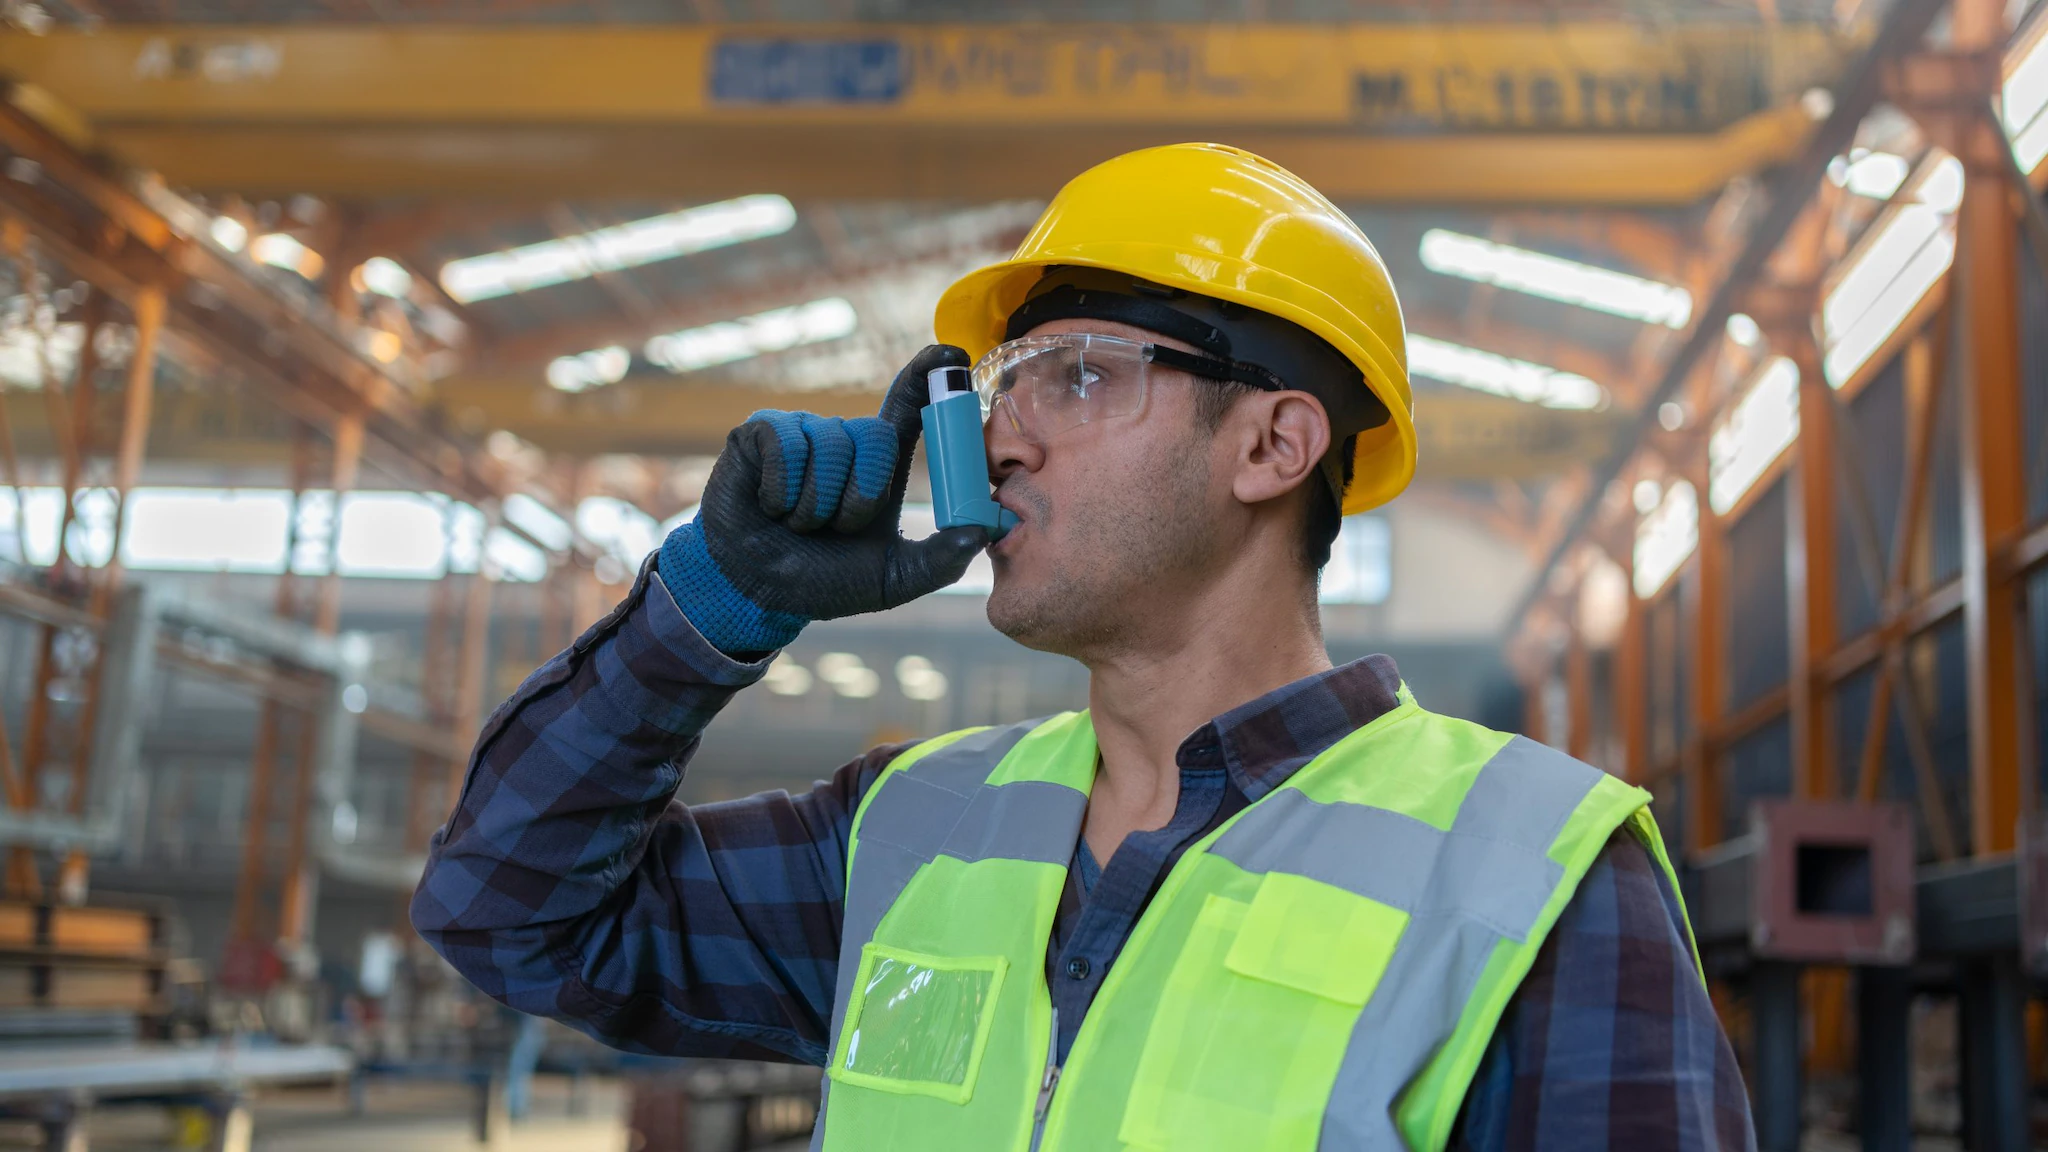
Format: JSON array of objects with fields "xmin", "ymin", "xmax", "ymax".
[
  {"xmin": 277, "ymin": 413, "xmax": 363, "ymax": 952},
  {"xmin": 1617, "ymin": 565, "xmax": 1650, "ymax": 784},
  {"xmin": 446, "ymin": 510, "xmax": 498, "ymax": 804},
  {"xmin": 1687, "ymin": 445, "xmax": 1729, "ymax": 853},
  {"xmin": 226, "ymin": 430, "xmax": 314, "ymax": 959},
  {"xmin": 1752, "ymin": 961, "xmax": 1805, "ymax": 1152},
  {"xmin": 1958, "ymin": 953, "xmax": 2029, "ymax": 1151},
  {"xmin": 53, "ymin": 284, "xmax": 162, "ymax": 903},
  {"xmin": 1566, "ymin": 627, "xmax": 1594, "ymax": 763},
  {"xmin": 1784, "ymin": 327, "xmax": 1839, "ymax": 800},
  {"xmin": 1951, "ymin": 0, "xmax": 2030, "ymax": 857},
  {"xmin": 1857, "ymin": 965, "xmax": 1914, "ymax": 1152}
]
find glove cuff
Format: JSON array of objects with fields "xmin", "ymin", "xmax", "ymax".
[{"xmin": 657, "ymin": 522, "xmax": 808, "ymax": 655}]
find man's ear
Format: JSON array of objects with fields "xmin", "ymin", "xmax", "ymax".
[{"xmin": 1229, "ymin": 391, "xmax": 1331, "ymax": 507}]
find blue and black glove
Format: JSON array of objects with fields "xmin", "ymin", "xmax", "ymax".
[{"xmin": 658, "ymin": 344, "xmax": 991, "ymax": 655}]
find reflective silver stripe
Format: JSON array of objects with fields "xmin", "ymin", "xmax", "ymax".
[
  {"xmin": 942, "ymin": 781, "xmax": 1089, "ymax": 865},
  {"xmin": 1209, "ymin": 792, "xmax": 1557, "ymax": 937},
  {"xmin": 1316, "ymin": 736, "xmax": 1608, "ymax": 1150},
  {"xmin": 813, "ymin": 717, "xmax": 1084, "ymax": 1149},
  {"xmin": 1209, "ymin": 735, "xmax": 1600, "ymax": 940}
]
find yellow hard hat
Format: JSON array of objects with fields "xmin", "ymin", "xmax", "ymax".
[{"xmin": 934, "ymin": 142, "xmax": 1415, "ymax": 514}]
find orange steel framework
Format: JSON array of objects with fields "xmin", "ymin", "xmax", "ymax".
[
  {"xmin": 0, "ymin": 97, "xmax": 602, "ymax": 966},
  {"xmin": 1515, "ymin": 0, "xmax": 2044, "ymax": 870},
  {"xmin": 1504, "ymin": 0, "xmax": 2046, "ymax": 1108}
]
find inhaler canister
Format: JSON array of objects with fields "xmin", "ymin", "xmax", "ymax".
[{"xmin": 922, "ymin": 366, "xmax": 1020, "ymax": 540}]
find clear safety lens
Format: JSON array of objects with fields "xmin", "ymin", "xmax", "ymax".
[{"xmin": 971, "ymin": 334, "xmax": 1154, "ymax": 442}]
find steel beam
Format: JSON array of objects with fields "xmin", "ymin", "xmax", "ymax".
[
  {"xmin": 277, "ymin": 415, "xmax": 362, "ymax": 952},
  {"xmin": 85, "ymin": 117, "xmax": 1824, "ymax": 208},
  {"xmin": 1687, "ymin": 445, "xmax": 1729, "ymax": 854},
  {"xmin": 447, "ymin": 518, "xmax": 498, "ymax": 805},
  {"xmin": 1917, "ymin": 856, "xmax": 2019, "ymax": 955},
  {"xmin": 0, "ymin": 584, "xmax": 156, "ymax": 854},
  {"xmin": 1565, "ymin": 626, "xmax": 1594, "ymax": 763},
  {"xmin": 1771, "ymin": 314, "xmax": 1838, "ymax": 800},
  {"xmin": 1856, "ymin": 965, "xmax": 1914, "ymax": 1152},
  {"xmin": 0, "ymin": 25, "xmax": 1848, "ymax": 129},
  {"xmin": 54, "ymin": 284, "xmax": 163, "ymax": 903},
  {"xmin": 1506, "ymin": 0, "xmax": 1956, "ymax": 630},
  {"xmin": 1953, "ymin": 123, "xmax": 2029, "ymax": 858},
  {"xmin": 1751, "ymin": 961, "xmax": 1805, "ymax": 1152},
  {"xmin": 0, "ymin": 24, "xmax": 1852, "ymax": 204},
  {"xmin": 1617, "ymin": 571, "xmax": 1650, "ymax": 784},
  {"xmin": 1958, "ymin": 952, "xmax": 2030, "ymax": 1151},
  {"xmin": 0, "ymin": 103, "xmax": 584, "ymax": 561}
]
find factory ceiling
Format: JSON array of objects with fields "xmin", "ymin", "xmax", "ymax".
[{"xmin": 0, "ymin": 0, "xmax": 1883, "ymax": 555}]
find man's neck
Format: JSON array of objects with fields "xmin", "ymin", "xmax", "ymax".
[{"xmin": 1081, "ymin": 576, "xmax": 1332, "ymax": 838}]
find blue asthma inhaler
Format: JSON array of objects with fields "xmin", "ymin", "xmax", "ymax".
[{"xmin": 922, "ymin": 365, "xmax": 1020, "ymax": 541}]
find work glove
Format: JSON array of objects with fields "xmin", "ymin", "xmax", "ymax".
[{"xmin": 657, "ymin": 344, "xmax": 992, "ymax": 655}]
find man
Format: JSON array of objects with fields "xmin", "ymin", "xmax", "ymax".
[{"xmin": 414, "ymin": 144, "xmax": 1754, "ymax": 1150}]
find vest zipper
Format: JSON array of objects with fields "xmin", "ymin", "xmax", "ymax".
[{"xmin": 1031, "ymin": 1007, "xmax": 1061, "ymax": 1148}]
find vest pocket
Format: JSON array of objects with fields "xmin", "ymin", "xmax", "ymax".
[
  {"xmin": 829, "ymin": 943, "xmax": 1009, "ymax": 1105},
  {"xmin": 1119, "ymin": 875, "xmax": 1409, "ymax": 1151}
]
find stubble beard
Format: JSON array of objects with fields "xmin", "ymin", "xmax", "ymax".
[{"xmin": 987, "ymin": 429, "xmax": 1219, "ymax": 661}]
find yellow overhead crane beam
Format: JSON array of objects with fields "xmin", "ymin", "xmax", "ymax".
[{"xmin": 0, "ymin": 23, "xmax": 1857, "ymax": 204}]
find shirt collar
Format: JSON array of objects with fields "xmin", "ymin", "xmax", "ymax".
[{"xmin": 1173, "ymin": 654, "xmax": 1406, "ymax": 802}]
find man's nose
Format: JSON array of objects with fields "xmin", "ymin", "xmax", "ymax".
[{"xmin": 985, "ymin": 396, "xmax": 1044, "ymax": 482}]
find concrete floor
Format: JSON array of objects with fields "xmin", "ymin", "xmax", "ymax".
[
  {"xmin": 255, "ymin": 1078, "xmax": 630, "ymax": 1152},
  {"xmin": 1, "ymin": 1076, "xmax": 630, "ymax": 1152},
  {"xmin": 4, "ymin": 1074, "xmax": 1968, "ymax": 1150}
]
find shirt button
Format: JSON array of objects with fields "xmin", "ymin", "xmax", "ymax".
[{"xmin": 1065, "ymin": 956, "xmax": 1091, "ymax": 981}]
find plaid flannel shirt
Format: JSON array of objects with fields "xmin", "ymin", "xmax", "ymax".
[{"xmin": 412, "ymin": 559, "xmax": 1755, "ymax": 1151}]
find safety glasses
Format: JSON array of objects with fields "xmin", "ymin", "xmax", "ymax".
[{"xmin": 970, "ymin": 333, "xmax": 1279, "ymax": 442}]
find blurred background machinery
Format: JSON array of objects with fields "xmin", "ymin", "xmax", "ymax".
[{"xmin": 0, "ymin": 0, "xmax": 2040, "ymax": 1147}]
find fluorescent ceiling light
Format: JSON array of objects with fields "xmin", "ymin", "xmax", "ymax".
[
  {"xmin": 440, "ymin": 195, "xmax": 797, "ymax": 303},
  {"xmin": 644, "ymin": 297, "xmax": 858, "ymax": 375},
  {"xmin": 1406, "ymin": 334, "xmax": 1604, "ymax": 409},
  {"xmin": 763, "ymin": 656, "xmax": 813, "ymax": 697},
  {"xmin": 1709, "ymin": 356, "xmax": 1801, "ymax": 515},
  {"xmin": 896, "ymin": 655, "xmax": 949, "ymax": 702},
  {"xmin": 251, "ymin": 233, "xmax": 324, "ymax": 280},
  {"xmin": 1826, "ymin": 150, "xmax": 1910, "ymax": 200},
  {"xmin": 210, "ymin": 216, "xmax": 248, "ymax": 252},
  {"xmin": 1418, "ymin": 229, "xmax": 1693, "ymax": 328},
  {"xmin": 547, "ymin": 345, "xmax": 631, "ymax": 393},
  {"xmin": 358, "ymin": 256, "xmax": 413, "ymax": 299},
  {"xmin": 815, "ymin": 652, "xmax": 880, "ymax": 699}
]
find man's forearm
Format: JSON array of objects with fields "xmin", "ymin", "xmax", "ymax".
[
  {"xmin": 410, "ymin": 556, "xmax": 834, "ymax": 1056},
  {"xmin": 413, "ymin": 557, "xmax": 765, "ymax": 934}
]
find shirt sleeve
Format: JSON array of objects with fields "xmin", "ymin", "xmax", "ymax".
[
  {"xmin": 1452, "ymin": 826, "xmax": 1757, "ymax": 1152},
  {"xmin": 409, "ymin": 553, "xmax": 907, "ymax": 1065}
]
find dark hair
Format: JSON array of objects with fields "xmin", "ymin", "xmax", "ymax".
[{"xmin": 1190, "ymin": 380, "xmax": 1354, "ymax": 573}]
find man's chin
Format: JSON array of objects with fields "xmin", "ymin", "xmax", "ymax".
[{"xmin": 984, "ymin": 586, "xmax": 1056, "ymax": 651}]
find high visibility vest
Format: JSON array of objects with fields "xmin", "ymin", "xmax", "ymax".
[{"xmin": 812, "ymin": 686, "xmax": 1693, "ymax": 1151}]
